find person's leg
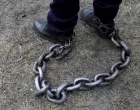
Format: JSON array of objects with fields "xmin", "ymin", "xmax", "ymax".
[
  {"xmin": 93, "ymin": 0, "xmax": 122, "ymax": 24},
  {"xmin": 80, "ymin": 0, "xmax": 122, "ymax": 39},
  {"xmin": 47, "ymin": 0, "xmax": 80, "ymax": 36},
  {"xmin": 34, "ymin": 0, "xmax": 79, "ymax": 44}
]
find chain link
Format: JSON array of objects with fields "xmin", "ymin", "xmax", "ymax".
[
  {"xmin": 33, "ymin": 31, "xmax": 131, "ymax": 104},
  {"xmin": 47, "ymin": 89, "xmax": 67, "ymax": 104}
]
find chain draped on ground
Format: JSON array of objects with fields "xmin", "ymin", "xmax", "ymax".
[{"xmin": 33, "ymin": 30, "xmax": 131, "ymax": 104}]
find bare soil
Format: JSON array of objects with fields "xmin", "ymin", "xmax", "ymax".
[{"xmin": 0, "ymin": 0, "xmax": 140, "ymax": 110}]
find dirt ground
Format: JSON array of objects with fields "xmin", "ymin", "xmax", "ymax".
[{"xmin": 0, "ymin": 0, "xmax": 140, "ymax": 110}]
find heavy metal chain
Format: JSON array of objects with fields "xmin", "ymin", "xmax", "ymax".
[{"xmin": 33, "ymin": 31, "xmax": 131, "ymax": 104}]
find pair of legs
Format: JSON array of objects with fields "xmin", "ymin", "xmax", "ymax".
[{"xmin": 47, "ymin": 0, "xmax": 122, "ymax": 35}]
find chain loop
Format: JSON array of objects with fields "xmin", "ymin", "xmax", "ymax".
[
  {"xmin": 119, "ymin": 41, "xmax": 131, "ymax": 56},
  {"xmin": 37, "ymin": 67, "xmax": 44, "ymax": 82},
  {"xmin": 94, "ymin": 73, "xmax": 111, "ymax": 86},
  {"xmin": 37, "ymin": 52, "xmax": 51, "ymax": 66},
  {"xmin": 84, "ymin": 79, "xmax": 103, "ymax": 87},
  {"xmin": 56, "ymin": 83, "xmax": 73, "ymax": 98},
  {"xmin": 47, "ymin": 89, "xmax": 55, "ymax": 98},
  {"xmin": 119, "ymin": 56, "xmax": 131, "ymax": 69},
  {"xmin": 111, "ymin": 34, "xmax": 121, "ymax": 47},
  {"xmin": 65, "ymin": 83, "xmax": 81, "ymax": 91},
  {"xmin": 73, "ymin": 78, "xmax": 91, "ymax": 90},
  {"xmin": 44, "ymin": 51, "xmax": 55, "ymax": 61},
  {"xmin": 105, "ymin": 69, "xmax": 119, "ymax": 81},
  {"xmin": 121, "ymin": 50, "xmax": 126, "ymax": 62},
  {"xmin": 111, "ymin": 61, "xmax": 123, "ymax": 72},
  {"xmin": 35, "ymin": 77, "xmax": 50, "ymax": 95},
  {"xmin": 33, "ymin": 31, "xmax": 131, "ymax": 104},
  {"xmin": 33, "ymin": 61, "xmax": 46, "ymax": 75},
  {"xmin": 47, "ymin": 89, "xmax": 67, "ymax": 104},
  {"xmin": 49, "ymin": 44, "xmax": 64, "ymax": 57}
]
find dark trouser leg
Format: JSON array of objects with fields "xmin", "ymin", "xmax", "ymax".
[
  {"xmin": 93, "ymin": 0, "xmax": 122, "ymax": 24},
  {"xmin": 47, "ymin": 0, "xmax": 79, "ymax": 36}
]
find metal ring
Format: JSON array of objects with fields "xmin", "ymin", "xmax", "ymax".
[
  {"xmin": 94, "ymin": 73, "xmax": 111, "ymax": 86},
  {"xmin": 47, "ymin": 89, "xmax": 55, "ymax": 98},
  {"xmin": 49, "ymin": 44, "xmax": 63, "ymax": 54},
  {"xmin": 73, "ymin": 78, "xmax": 91, "ymax": 91},
  {"xmin": 47, "ymin": 90, "xmax": 67, "ymax": 104},
  {"xmin": 119, "ymin": 41, "xmax": 131, "ymax": 56},
  {"xmin": 49, "ymin": 44, "xmax": 65, "ymax": 58},
  {"xmin": 121, "ymin": 50, "xmax": 131, "ymax": 62},
  {"xmin": 41, "ymin": 80, "xmax": 50, "ymax": 89},
  {"xmin": 74, "ymin": 78, "xmax": 91, "ymax": 85},
  {"xmin": 35, "ymin": 77, "xmax": 50, "ymax": 96},
  {"xmin": 65, "ymin": 83, "xmax": 81, "ymax": 91},
  {"xmin": 111, "ymin": 61, "xmax": 123, "ymax": 72},
  {"xmin": 111, "ymin": 36, "xmax": 121, "ymax": 47},
  {"xmin": 98, "ymin": 25, "xmax": 108, "ymax": 34},
  {"xmin": 55, "ymin": 47, "xmax": 72, "ymax": 60},
  {"xmin": 119, "ymin": 41, "xmax": 129, "ymax": 51},
  {"xmin": 84, "ymin": 79, "xmax": 102, "ymax": 87},
  {"xmin": 119, "ymin": 56, "xmax": 131, "ymax": 69},
  {"xmin": 37, "ymin": 52, "xmax": 49, "ymax": 66},
  {"xmin": 37, "ymin": 67, "xmax": 44, "ymax": 82},
  {"xmin": 108, "ymin": 31, "xmax": 115, "ymax": 39},
  {"xmin": 49, "ymin": 44, "xmax": 62, "ymax": 52},
  {"xmin": 105, "ymin": 69, "xmax": 119, "ymax": 81},
  {"xmin": 94, "ymin": 73, "xmax": 110, "ymax": 80},
  {"xmin": 121, "ymin": 50, "xmax": 126, "ymax": 62},
  {"xmin": 56, "ymin": 83, "xmax": 73, "ymax": 99},
  {"xmin": 35, "ymin": 76, "xmax": 41, "ymax": 91},
  {"xmin": 33, "ymin": 61, "xmax": 46, "ymax": 75},
  {"xmin": 45, "ymin": 51, "xmax": 55, "ymax": 61}
]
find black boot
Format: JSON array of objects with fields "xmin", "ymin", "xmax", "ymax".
[
  {"xmin": 33, "ymin": 18, "xmax": 73, "ymax": 44},
  {"xmin": 80, "ymin": 8, "xmax": 116, "ymax": 39}
]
